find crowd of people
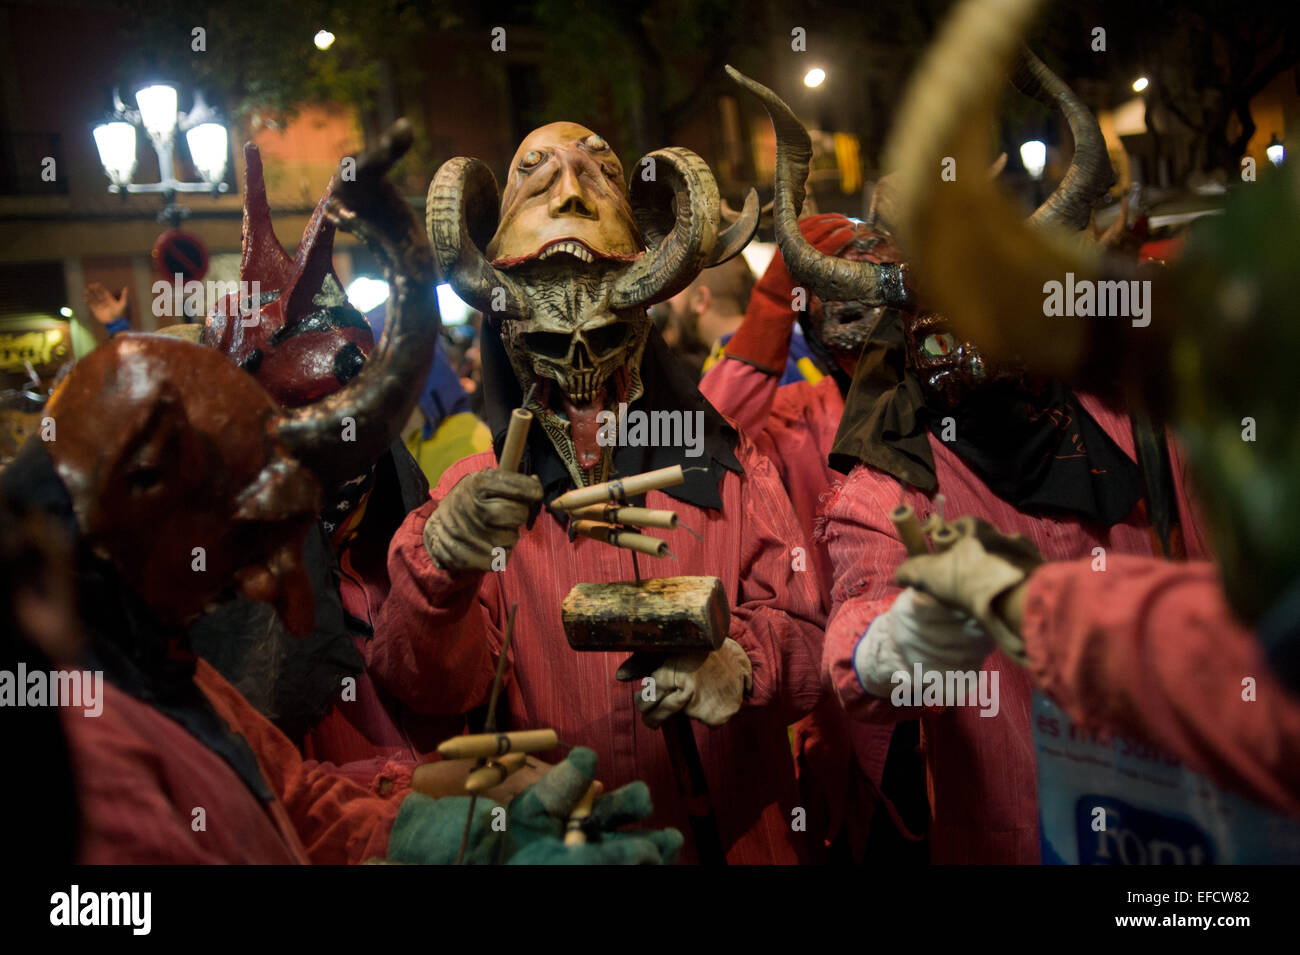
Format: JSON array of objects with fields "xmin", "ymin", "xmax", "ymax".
[{"xmin": 3, "ymin": 0, "xmax": 1298, "ymax": 869}]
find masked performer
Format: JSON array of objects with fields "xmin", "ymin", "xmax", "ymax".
[
  {"xmin": 0, "ymin": 124, "xmax": 675, "ymax": 865},
  {"xmin": 735, "ymin": 54, "xmax": 1213, "ymax": 862},
  {"xmin": 697, "ymin": 187, "xmax": 915, "ymax": 856},
  {"xmin": 193, "ymin": 144, "xmax": 451, "ymax": 766},
  {"xmin": 709, "ymin": 66, "xmax": 1041, "ymax": 859},
  {"xmin": 370, "ymin": 121, "xmax": 824, "ymax": 864},
  {"xmin": 871, "ymin": 0, "xmax": 1300, "ymax": 826}
]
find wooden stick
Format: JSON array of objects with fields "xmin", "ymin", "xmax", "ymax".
[
  {"xmin": 572, "ymin": 520, "xmax": 670, "ymax": 558},
  {"xmin": 891, "ymin": 504, "xmax": 929, "ymax": 557},
  {"xmin": 464, "ymin": 752, "xmax": 528, "ymax": 793},
  {"xmin": 455, "ymin": 602, "xmax": 518, "ymax": 865},
  {"xmin": 564, "ymin": 780, "xmax": 604, "ymax": 846},
  {"xmin": 497, "ymin": 407, "xmax": 533, "ymax": 473},
  {"xmin": 552, "ymin": 465, "xmax": 685, "ymax": 511},
  {"xmin": 438, "ymin": 728, "xmax": 559, "ymax": 761},
  {"xmin": 568, "ymin": 505, "xmax": 678, "ymax": 529}
]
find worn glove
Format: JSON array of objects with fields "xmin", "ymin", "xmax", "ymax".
[
  {"xmin": 854, "ymin": 587, "xmax": 995, "ymax": 698},
  {"xmin": 617, "ymin": 638, "xmax": 753, "ymax": 728},
  {"xmin": 894, "ymin": 515, "xmax": 1043, "ymax": 662},
  {"xmin": 386, "ymin": 747, "xmax": 684, "ymax": 865},
  {"xmin": 423, "ymin": 469, "xmax": 542, "ymax": 572}
]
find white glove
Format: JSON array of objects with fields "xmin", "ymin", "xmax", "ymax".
[
  {"xmin": 853, "ymin": 587, "xmax": 994, "ymax": 699},
  {"xmin": 630, "ymin": 638, "xmax": 754, "ymax": 728}
]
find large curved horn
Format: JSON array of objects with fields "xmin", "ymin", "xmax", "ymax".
[
  {"xmin": 726, "ymin": 66, "xmax": 911, "ymax": 308},
  {"xmin": 881, "ymin": 0, "xmax": 1102, "ymax": 375},
  {"xmin": 275, "ymin": 120, "xmax": 440, "ymax": 487},
  {"xmin": 1013, "ymin": 48, "xmax": 1115, "ymax": 231},
  {"xmin": 426, "ymin": 157, "xmax": 528, "ymax": 319},
  {"xmin": 609, "ymin": 147, "xmax": 719, "ymax": 310}
]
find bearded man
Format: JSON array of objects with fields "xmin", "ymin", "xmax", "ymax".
[{"xmin": 368, "ymin": 121, "xmax": 824, "ymax": 864}]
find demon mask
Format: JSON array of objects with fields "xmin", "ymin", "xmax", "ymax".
[
  {"xmin": 43, "ymin": 122, "xmax": 438, "ymax": 637},
  {"xmin": 203, "ymin": 145, "xmax": 374, "ymax": 409},
  {"xmin": 428, "ymin": 122, "xmax": 758, "ymax": 486},
  {"xmin": 729, "ymin": 53, "xmax": 1111, "ymax": 411}
]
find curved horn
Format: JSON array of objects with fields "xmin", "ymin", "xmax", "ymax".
[
  {"xmin": 879, "ymin": 0, "xmax": 1103, "ymax": 376},
  {"xmin": 726, "ymin": 66, "xmax": 911, "ymax": 307},
  {"xmin": 609, "ymin": 147, "xmax": 719, "ymax": 310},
  {"xmin": 426, "ymin": 157, "xmax": 528, "ymax": 319},
  {"xmin": 1012, "ymin": 48, "xmax": 1115, "ymax": 231},
  {"xmin": 275, "ymin": 120, "xmax": 440, "ymax": 487},
  {"xmin": 709, "ymin": 187, "xmax": 761, "ymax": 266}
]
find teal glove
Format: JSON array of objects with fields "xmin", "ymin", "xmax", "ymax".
[{"xmin": 386, "ymin": 747, "xmax": 683, "ymax": 865}]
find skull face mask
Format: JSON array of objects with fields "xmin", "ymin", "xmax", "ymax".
[
  {"xmin": 806, "ymin": 224, "xmax": 914, "ymax": 361},
  {"xmin": 428, "ymin": 124, "xmax": 759, "ymax": 486}
]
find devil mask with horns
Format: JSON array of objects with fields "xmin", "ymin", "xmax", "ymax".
[
  {"xmin": 727, "ymin": 53, "xmax": 1113, "ymax": 411},
  {"xmin": 15, "ymin": 123, "xmax": 438, "ymax": 641},
  {"xmin": 203, "ymin": 145, "xmax": 374, "ymax": 411},
  {"xmin": 428, "ymin": 121, "xmax": 757, "ymax": 487}
]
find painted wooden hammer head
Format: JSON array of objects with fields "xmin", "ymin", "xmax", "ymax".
[{"xmin": 561, "ymin": 575, "xmax": 728, "ymax": 654}]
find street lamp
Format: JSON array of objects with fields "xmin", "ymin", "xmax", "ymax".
[
  {"xmin": 1267, "ymin": 134, "xmax": 1285, "ymax": 167},
  {"xmin": 1019, "ymin": 140, "xmax": 1046, "ymax": 180},
  {"xmin": 92, "ymin": 83, "xmax": 230, "ymax": 229}
]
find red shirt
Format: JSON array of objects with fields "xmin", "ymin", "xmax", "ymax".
[
  {"xmin": 700, "ymin": 357, "xmax": 895, "ymax": 852},
  {"xmin": 820, "ymin": 392, "xmax": 1209, "ymax": 863},
  {"xmin": 368, "ymin": 432, "xmax": 825, "ymax": 864},
  {"xmin": 1023, "ymin": 555, "xmax": 1300, "ymax": 817},
  {"xmin": 63, "ymin": 659, "xmax": 408, "ymax": 864}
]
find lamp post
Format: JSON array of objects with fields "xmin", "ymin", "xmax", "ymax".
[{"xmin": 92, "ymin": 83, "xmax": 230, "ymax": 230}]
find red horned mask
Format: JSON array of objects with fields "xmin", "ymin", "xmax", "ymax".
[{"xmin": 203, "ymin": 145, "xmax": 375, "ymax": 409}]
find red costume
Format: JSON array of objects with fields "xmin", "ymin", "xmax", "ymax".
[
  {"xmin": 821, "ymin": 393, "xmax": 1210, "ymax": 862},
  {"xmin": 369, "ymin": 434, "xmax": 825, "ymax": 864},
  {"xmin": 1022, "ymin": 555, "xmax": 1300, "ymax": 817},
  {"xmin": 63, "ymin": 659, "xmax": 408, "ymax": 864},
  {"xmin": 698, "ymin": 213, "xmax": 896, "ymax": 856}
]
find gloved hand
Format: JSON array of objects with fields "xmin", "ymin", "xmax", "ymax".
[
  {"xmin": 853, "ymin": 587, "xmax": 995, "ymax": 698},
  {"xmin": 894, "ymin": 515, "xmax": 1043, "ymax": 663},
  {"xmin": 617, "ymin": 638, "xmax": 753, "ymax": 728},
  {"xmin": 423, "ymin": 468, "xmax": 542, "ymax": 572},
  {"xmin": 386, "ymin": 747, "xmax": 684, "ymax": 865},
  {"xmin": 725, "ymin": 213, "xmax": 858, "ymax": 372}
]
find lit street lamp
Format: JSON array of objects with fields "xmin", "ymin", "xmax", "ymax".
[
  {"xmin": 92, "ymin": 83, "xmax": 230, "ymax": 229},
  {"xmin": 1019, "ymin": 140, "xmax": 1046, "ymax": 180},
  {"xmin": 1267, "ymin": 134, "xmax": 1285, "ymax": 168}
]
